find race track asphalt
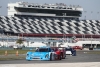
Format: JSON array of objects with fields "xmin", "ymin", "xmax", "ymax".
[{"xmin": 0, "ymin": 50, "xmax": 100, "ymax": 64}]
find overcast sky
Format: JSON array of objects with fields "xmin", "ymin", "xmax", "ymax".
[{"xmin": 0, "ymin": 0, "xmax": 100, "ymax": 20}]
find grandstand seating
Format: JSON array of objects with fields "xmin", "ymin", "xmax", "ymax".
[{"xmin": 0, "ymin": 16, "xmax": 100, "ymax": 35}]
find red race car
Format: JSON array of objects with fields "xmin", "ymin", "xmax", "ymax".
[
  {"xmin": 51, "ymin": 47, "xmax": 66, "ymax": 60},
  {"xmin": 72, "ymin": 46, "xmax": 83, "ymax": 50}
]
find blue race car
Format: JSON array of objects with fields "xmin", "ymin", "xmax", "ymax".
[
  {"xmin": 65, "ymin": 47, "xmax": 76, "ymax": 56},
  {"xmin": 26, "ymin": 46, "xmax": 56, "ymax": 61}
]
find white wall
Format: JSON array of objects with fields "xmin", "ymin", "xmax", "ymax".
[
  {"xmin": 57, "ymin": 41, "xmax": 100, "ymax": 47},
  {"xmin": 8, "ymin": 3, "xmax": 18, "ymax": 16},
  {"xmin": 27, "ymin": 42, "xmax": 47, "ymax": 47}
]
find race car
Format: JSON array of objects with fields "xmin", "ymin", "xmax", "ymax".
[
  {"xmin": 72, "ymin": 46, "xmax": 83, "ymax": 50},
  {"xmin": 58, "ymin": 47, "xmax": 66, "ymax": 59},
  {"xmin": 51, "ymin": 47, "xmax": 66, "ymax": 59},
  {"xmin": 26, "ymin": 46, "xmax": 61, "ymax": 61},
  {"xmin": 65, "ymin": 47, "xmax": 76, "ymax": 56}
]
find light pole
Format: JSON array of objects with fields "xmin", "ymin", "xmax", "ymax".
[
  {"xmin": 7, "ymin": 33, "xmax": 9, "ymax": 47},
  {"xmin": 0, "ymin": 6, "xmax": 2, "ymax": 16},
  {"xmin": 91, "ymin": 11, "xmax": 93, "ymax": 20},
  {"xmin": 90, "ymin": 34, "xmax": 92, "ymax": 48},
  {"xmin": 21, "ymin": 32, "xmax": 23, "ymax": 40},
  {"xmin": 84, "ymin": 11, "xmax": 87, "ymax": 20},
  {"xmin": 97, "ymin": 12, "xmax": 99, "ymax": 20}
]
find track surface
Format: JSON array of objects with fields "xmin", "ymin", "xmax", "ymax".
[{"xmin": 0, "ymin": 50, "xmax": 100, "ymax": 64}]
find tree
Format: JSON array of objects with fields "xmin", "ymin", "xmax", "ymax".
[
  {"xmin": 16, "ymin": 38, "xmax": 23, "ymax": 45},
  {"xmin": 15, "ymin": 38, "xmax": 24, "ymax": 50}
]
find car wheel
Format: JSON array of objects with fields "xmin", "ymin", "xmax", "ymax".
[
  {"xmin": 50, "ymin": 53, "xmax": 52, "ymax": 61},
  {"xmin": 63, "ymin": 55, "xmax": 66, "ymax": 59},
  {"xmin": 63, "ymin": 57, "xmax": 65, "ymax": 59},
  {"xmin": 59, "ymin": 55, "xmax": 62, "ymax": 60},
  {"xmin": 27, "ymin": 59, "xmax": 31, "ymax": 61},
  {"xmin": 26, "ymin": 58, "xmax": 31, "ymax": 61}
]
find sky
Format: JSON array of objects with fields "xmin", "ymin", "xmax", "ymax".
[{"xmin": 0, "ymin": 0, "xmax": 100, "ymax": 20}]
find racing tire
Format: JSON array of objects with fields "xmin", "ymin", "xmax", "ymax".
[
  {"xmin": 50, "ymin": 53, "xmax": 52, "ymax": 61},
  {"xmin": 63, "ymin": 57, "xmax": 65, "ymax": 59},
  {"xmin": 63, "ymin": 56, "xmax": 66, "ymax": 59},
  {"xmin": 26, "ymin": 59, "xmax": 31, "ymax": 61},
  {"xmin": 60, "ymin": 55, "xmax": 62, "ymax": 60},
  {"xmin": 61, "ymin": 52, "xmax": 65, "ymax": 59},
  {"xmin": 27, "ymin": 60, "xmax": 31, "ymax": 61},
  {"xmin": 26, "ymin": 57, "xmax": 31, "ymax": 61},
  {"xmin": 63, "ymin": 54, "xmax": 66, "ymax": 59},
  {"xmin": 59, "ymin": 55, "xmax": 62, "ymax": 60}
]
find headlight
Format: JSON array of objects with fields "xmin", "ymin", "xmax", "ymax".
[{"xmin": 45, "ymin": 54, "xmax": 49, "ymax": 58}]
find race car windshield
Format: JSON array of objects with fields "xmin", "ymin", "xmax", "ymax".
[
  {"xmin": 66, "ymin": 48, "xmax": 72, "ymax": 51},
  {"xmin": 38, "ymin": 48, "xmax": 49, "ymax": 52}
]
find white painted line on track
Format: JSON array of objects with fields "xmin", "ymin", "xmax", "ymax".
[{"xmin": 0, "ymin": 62, "xmax": 100, "ymax": 67}]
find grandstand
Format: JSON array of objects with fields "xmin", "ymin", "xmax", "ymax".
[
  {"xmin": 0, "ymin": 1, "xmax": 100, "ymax": 48},
  {"xmin": 0, "ymin": 2, "xmax": 98, "ymax": 38},
  {"xmin": 0, "ymin": 16, "xmax": 100, "ymax": 38}
]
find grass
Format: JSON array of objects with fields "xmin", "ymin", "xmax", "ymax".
[
  {"xmin": 0, "ymin": 50, "xmax": 35, "ymax": 55},
  {"xmin": 0, "ymin": 50, "xmax": 35, "ymax": 61},
  {"xmin": 87, "ymin": 51, "xmax": 100, "ymax": 54},
  {"xmin": 0, "ymin": 56, "xmax": 26, "ymax": 61},
  {"xmin": 80, "ymin": 50, "xmax": 100, "ymax": 54}
]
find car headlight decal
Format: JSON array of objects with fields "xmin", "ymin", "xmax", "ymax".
[{"xmin": 45, "ymin": 54, "xmax": 49, "ymax": 58}]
